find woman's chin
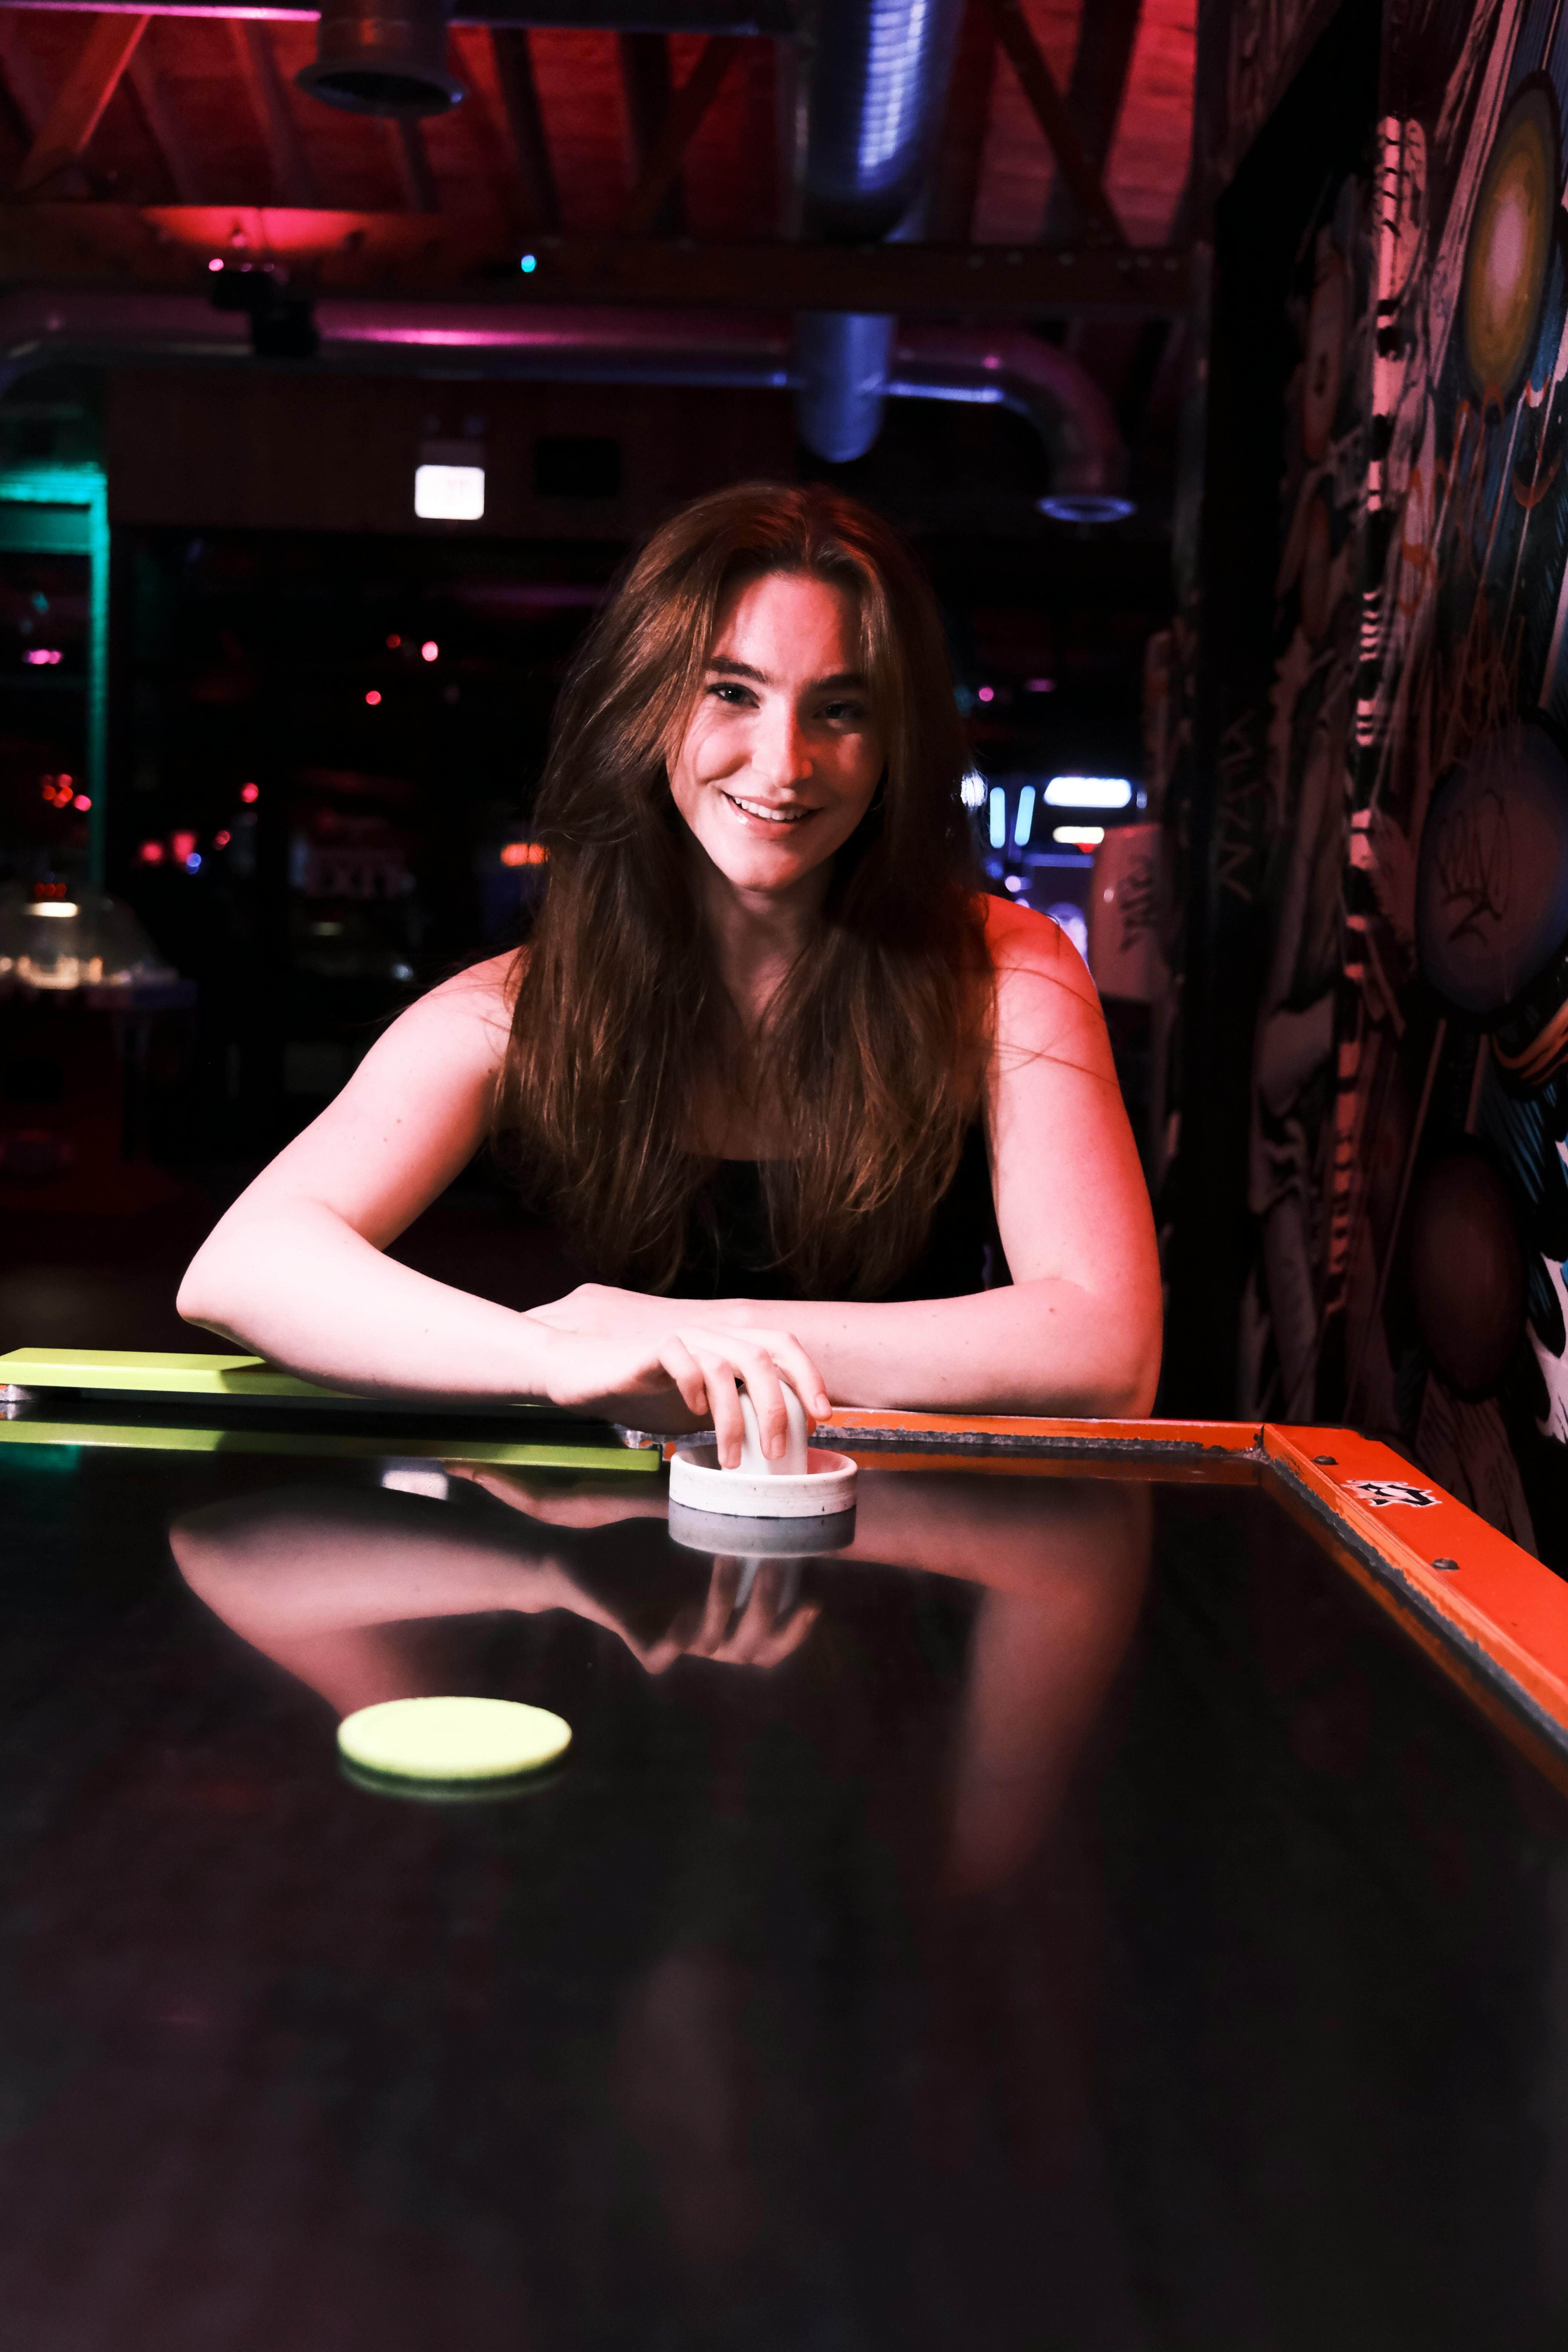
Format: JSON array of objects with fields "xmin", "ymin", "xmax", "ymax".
[{"xmin": 711, "ymin": 850, "xmax": 827, "ymax": 898}]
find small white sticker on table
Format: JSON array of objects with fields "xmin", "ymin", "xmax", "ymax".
[{"xmin": 1343, "ymin": 1478, "xmax": 1440, "ymax": 1509}]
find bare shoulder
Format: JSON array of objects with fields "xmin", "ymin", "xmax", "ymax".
[
  {"xmin": 421, "ymin": 948, "xmax": 522, "ymax": 1020},
  {"xmin": 380, "ymin": 950, "xmax": 521, "ymax": 1075},
  {"xmin": 977, "ymin": 893, "xmax": 1114, "ymax": 1082},
  {"xmin": 980, "ymin": 893, "xmax": 1099, "ymax": 1006}
]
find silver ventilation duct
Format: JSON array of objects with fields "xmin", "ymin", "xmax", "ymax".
[
  {"xmin": 296, "ymin": 0, "xmax": 467, "ymax": 118},
  {"xmin": 0, "ymin": 294, "xmax": 1128, "ymax": 509},
  {"xmin": 790, "ymin": 0, "xmax": 966, "ymax": 463}
]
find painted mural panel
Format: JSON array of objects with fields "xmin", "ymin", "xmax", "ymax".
[
  {"xmin": 1238, "ymin": 166, "xmax": 1374, "ymax": 1425},
  {"xmin": 1335, "ymin": 0, "xmax": 1568, "ymax": 1554}
]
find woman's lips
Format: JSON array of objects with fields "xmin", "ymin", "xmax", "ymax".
[{"xmin": 720, "ymin": 789, "xmax": 815, "ymax": 826}]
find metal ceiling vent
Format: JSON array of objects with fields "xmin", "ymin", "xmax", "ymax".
[{"xmin": 296, "ymin": 0, "xmax": 466, "ymax": 119}]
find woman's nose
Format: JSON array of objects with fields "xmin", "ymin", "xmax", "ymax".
[{"xmin": 751, "ymin": 702, "xmax": 812, "ymax": 787}]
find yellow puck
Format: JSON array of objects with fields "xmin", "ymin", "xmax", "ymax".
[{"xmin": 337, "ymin": 1695, "xmax": 571, "ymax": 1785}]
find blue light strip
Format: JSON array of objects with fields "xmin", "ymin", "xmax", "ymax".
[
  {"xmin": 988, "ymin": 786, "xmax": 1006, "ymax": 849},
  {"xmin": 0, "ymin": 464, "xmax": 109, "ymax": 886},
  {"xmin": 1014, "ymin": 783, "xmax": 1035, "ymax": 847}
]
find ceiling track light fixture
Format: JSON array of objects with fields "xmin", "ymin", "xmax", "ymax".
[{"xmin": 297, "ymin": 0, "xmax": 466, "ymax": 120}]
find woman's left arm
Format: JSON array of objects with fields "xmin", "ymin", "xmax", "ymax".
[{"xmin": 533, "ymin": 905, "xmax": 1162, "ymax": 1418}]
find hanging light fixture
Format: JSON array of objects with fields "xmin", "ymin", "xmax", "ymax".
[{"xmin": 296, "ymin": 0, "xmax": 465, "ymax": 119}]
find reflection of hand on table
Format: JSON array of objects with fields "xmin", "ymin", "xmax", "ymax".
[
  {"xmin": 169, "ymin": 1480, "xmax": 821, "ymax": 1718},
  {"xmin": 443, "ymin": 1467, "xmax": 820, "ymax": 1666},
  {"xmin": 446, "ymin": 1461, "xmax": 672, "ymax": 1529},
  {"xmin": 637, "ymin": 1557, "xmax": 820, "ymax": 1674}
]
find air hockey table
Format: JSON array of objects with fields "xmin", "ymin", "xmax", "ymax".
[{"xmin": 2, "ymin": 1344, "xmax": 1568, "ymax": 2352}]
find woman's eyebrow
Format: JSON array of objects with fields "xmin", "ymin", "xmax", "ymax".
[{"xmin": 705, "ymin": 656, "xmax": 868, "ymax": 690}]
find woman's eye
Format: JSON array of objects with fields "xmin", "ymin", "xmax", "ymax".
[
  {"xmin": 707, "ymin": 682, "xmax": 753, "ymax": 707},
  {"xmin": 820, "ymin": 701, "xmax": 865, "ymax": 725}
]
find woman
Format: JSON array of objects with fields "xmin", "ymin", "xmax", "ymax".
[{"xmin": 178, "ymin": 484, "xmax": 1161, "ymax": 1459}]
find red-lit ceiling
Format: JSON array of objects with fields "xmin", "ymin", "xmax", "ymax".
[{"xmin": 0, "ymin": 5, "xmax": 1195, "ymax": 245}]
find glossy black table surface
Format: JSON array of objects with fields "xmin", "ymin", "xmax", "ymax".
[{"xmin": 0, "ymin": 1431, "xmax": 1563, "ymax": 2351}]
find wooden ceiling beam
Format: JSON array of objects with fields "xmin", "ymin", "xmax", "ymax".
[
  {"xmin": 126, "ymin": 41, "xmax": 203, "ymax": 202},
  {"xmin": 930, "ymin": 0, "xmax": 997, "ymax": 245},
  {"xmin": 618, "ymin": 34, "xmax": 740, "ymax": 236},
  {"xmin": 228, "ymin": 19, "xmax": 318, "ymax": 208},
  {"xmin": 1042, "ymin": 0, "xmax": 1143, "ymax": 242},
  {"xmin": 979, "ymin": 0, "xmax": 1125, "ymax": 247},
  {"xmin": 488, "ymin": 28, "xmax": 559, "ymax": 233},
  {"xmin": 0, "ymin": 0, "xmax": 794, "ymax": 22},
  {"xmin": 0, "ymin": 204, "xmax": 1195, "ymax": 312},
  {"xmin": 387, "ymin": 118, "xmax": 439, "ymax": 215},
  {"xmin": 15, "ymin": 11, "xmax": 149, "ymax": 196},
  {"xmin": 0, "ymin": 50, "xmax": 40, "ymax": 168},
  {"xmin": 618, "ymin": 32, "xmax": 683, "ymax": 237}
]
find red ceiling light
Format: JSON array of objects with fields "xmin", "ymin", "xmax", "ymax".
[
  {"xmin": 421, "ymin": 640, "xmax": 438, "ymax": 662},
  {"xmin": 172, "ymin": 831, "xmax": 198, "ymax": 862},
  {"xmin": 72, "ymin": 795, "xmax": 91, "ymax": 812},
  {"xmin": 387, "ymin": 634, "xmax": 402, "ymax": 649},
  {"xmin": 240, "ymin": 782, "xmax": 259, "ymax": 804},
  {"xmin": 365, "ymin": 689, "xmax": 383, "ymax": 706},
  {"xmin": 138, "ymin": 841, "xmax": 165, "ymax": 865}
]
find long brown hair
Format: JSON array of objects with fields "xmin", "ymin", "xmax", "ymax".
[{"xmin": 495, "ymin": 481, "xmax": 989, "ymax": 1298}]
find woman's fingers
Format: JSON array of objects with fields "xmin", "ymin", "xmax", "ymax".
[
  {"xmin": 666, "ymin": 1327, "xmax": 832, "ymax": 1464},
  {"xmin": 657, "ymin": 1332, "xmax": 717, "ymax": 1425},
  {"xmin": 684, "ymin": 1342, "xmax": 747, "ymax": 1464},
  {"xmin": 687, "ymin": 1559, "xmax": 743, "ymax": 1654},
  {"xmin": 747, "ymin": 1331, "xmax": 831, "ymax": 1425},
  {"xmin": 728, "ymin": 1338, "xmax": 793, "ymax": 1461}
]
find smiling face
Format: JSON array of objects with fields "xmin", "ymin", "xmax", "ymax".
[{"xmin": 666, "ymin": 569, "xmax": 885, "ymax": 906}]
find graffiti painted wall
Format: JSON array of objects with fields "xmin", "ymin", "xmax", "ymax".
[
  {"xmin": 1238, "ymin": 165, "xmax": 1375, "ymax": 1427},
  {"xmin": 1328, "ymin": 0, "xmax": 1568, "ymax": 1554},
  {"xmin": 1204, "ymin": 0, "xmax": 1568, "ymax": 1557}
]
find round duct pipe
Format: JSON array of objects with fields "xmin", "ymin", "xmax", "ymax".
[
  {"xmin": 790, "ymin": 0, "xmax": 966, "ymax": 464},
  {"xmin": 296, "ymin": 0, "xmax": 466, "ymax": 118},
  {"xmin": 792, "ymin": 311, "xmax": 893, "ymax": 464},
  {"xmin": 0, "ymin": 295, "xmax": 1129, "ymax": 511},
  {"xmin": 889, "ymin": 323, "xmax": 1132, "ymax": 514},
  {"xmin": 796, "ymin": 0, "xmax": 968, "ymax": 242}
]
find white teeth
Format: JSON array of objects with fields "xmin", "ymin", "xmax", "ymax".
[{"xmin": 726, "ymin": 792, "xmax": 809, "ymax": 824}]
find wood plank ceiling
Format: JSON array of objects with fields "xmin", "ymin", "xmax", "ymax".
[
  {"xmin": 0, "ymin": 2, "xmax": 1194, "ymax": 242},
  {"xmin": 0, "ymin": 0, "xmax": 1197, "ymax": 507}
]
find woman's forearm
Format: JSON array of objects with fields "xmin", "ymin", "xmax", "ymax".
[
  {"xmin": 710, "ymin": 1281, "xmax": 1161, "ymax": 1418},
  {"xmin": 178, "ymin": 1197, "xmax": 550, "ymax": 1401}
]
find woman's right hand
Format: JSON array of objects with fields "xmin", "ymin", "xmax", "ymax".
[{"xmin": 530, "ymin": 1318, "xmax": 831, "ymax": 1467}]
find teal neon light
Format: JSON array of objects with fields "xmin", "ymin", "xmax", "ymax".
[{"xmin": 0, "ymin": 463, "xmax": 110, "ymax": 886}]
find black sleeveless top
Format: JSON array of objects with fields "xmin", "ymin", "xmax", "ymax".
[{"xmin": 668, "ymin": 1122, "xmax": 1009, "ymax": 1302}]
